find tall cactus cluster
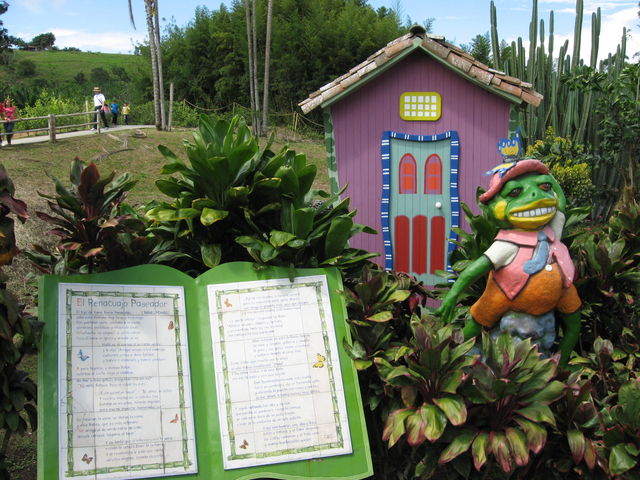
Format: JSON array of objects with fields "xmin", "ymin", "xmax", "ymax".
[{"xmin": 490, "ymin": 0, "xmax": 630, "ymax": 216}]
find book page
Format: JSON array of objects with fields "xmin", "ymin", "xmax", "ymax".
[
  {"xmin": 207, "ymin": 275, "xmax": 352, "ymax": 470},
  {"xmin": 57, "ymin": 283, "xmax": 198, "ymax": 480}
]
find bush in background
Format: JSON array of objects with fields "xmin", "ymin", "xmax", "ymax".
[{"xmin": 526, "ymin": 128, "xmax": 596, "ymax": 209}]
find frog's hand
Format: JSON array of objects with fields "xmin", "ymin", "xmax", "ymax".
[{"xmin": 435, "ymin": 255, "xmax": 492, "ymax": 324}]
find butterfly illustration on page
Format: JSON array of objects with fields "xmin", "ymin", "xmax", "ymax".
[
  {"xmin": 81, "ymin": 453, "xmax": 93, "ymax": 464},
  {"xmin": 77, "ymin": 350, "xmax": 90, "ymax": 361},
  {"xmin": 224, "ymin": 298, "xmax": 233, "ymax": 308},
  {"xmin": 170, "ymin": 413, "xmax": 179, "ymax": 424},
  {"xmin": 239, "ymin": 439, "xmax": 249, "ymax": 449},
  {"xmin": 168, "ymin": 320, "xmax": 174, "ymax": 330},
  {"xmin": 312, "ymin": 353, "xmax": 326, "ymax": 368}
]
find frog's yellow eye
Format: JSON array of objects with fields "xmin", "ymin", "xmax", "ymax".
[
  {"xmin": 540, "ymin": 183, "xmax": 552, "ymax": 191},
  {"xmin": 507, "ymin": 187, "xmax": 522, "ymax": 198}
]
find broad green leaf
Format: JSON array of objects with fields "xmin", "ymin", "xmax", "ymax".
[
  {"xmin": 567, "ymin": 429, "xmax": 586, "ymax": 465},
  {"xmin": 367, "ymin": 311, "xmax": 393, "ymax": 323},
  {"xmin": 155, "ymin": 179, "xmax": 185, "ymax": 198},
  {"xmin": 505, "ymin": 427, "xmax": 529, "ymax": 467},
  {"xmin": 433, "ymin": 395, "xmax": 467, "ymax": 426},
  {"xmin": 405, "ymin": 410, "xmax": 426, "ymax": 446},
  {"xmin": 387, "ymin": 290, "xmax": 411, "ymax": 303},
  {"xmin": 286, "ymin": 239, "xmax": 306, "ymax": 249},
  {"xmin": 158, "ymin": 144, "xmax": 182, "ymax": 164},
  {"xmin": 440, "ymin": 371, "xmax": 463, "ymax": 394},
  {"xmin": 292, "ymin": 208, "xmax": 314, "ymax": 239},
  {"xmin": 401, "ymin": 386, "xmax": 417, "ymax": 408},
  {"xmin": 382, "ymin": 408, "xmax": 412, "ymax": 447},
  {"xmin": 516, "ymin": 404, "xmax": 556, "ymax": 427},
  {"xmin": 609, "ymin": 444, "xmax": 637, "ymax": 475},
  {"xmin": 515, "ymin": 418, "xmax": 547, "ymax": 454},
  {"xmin": 146, "ymin": 207, "xmax": 178, "ymax": 222},
  {"xmin": 324, "ymin": 215, "xmax": 353, "ymax": 259},
  {"xmin": 175, "ymin": 208, "xmax": 200, "ymax": 220},
  {"xmin": 200, "ymin": 243, "xmax": 221, "ymax": 268},
  {"xmin": 200, "ymin": 208, "xmax": 228, "ymax": 226},
  {"xmin": 419, "ymin": 403, "xmax": 447, "ymax": 442},
  {"xmin": 269, "ymin": 230, "xmax": 296, "ymax": 248},
  {"xmin": 438, "ymin": 430, "xmax": 475, "ymax": 464},
  {"xmin": 521, "ymin": 380, "xmax": 566, "ymax": 405},
  {"xmin": 584, "ymin": 438, "xmax": 597, "ymax": 470},
  {"xmin": 471, "ymin": 432, "xmax": 489, "ymax": 471},
  {"xmin": 490, "ymin": 432, "xmax": 513, "ymax": 473},
  {"xmin": 354, "ymin": 359, "xmax": 372, "ymax": 370}
]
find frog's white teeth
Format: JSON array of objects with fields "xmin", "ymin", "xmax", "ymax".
[{"xmin": 512, "ymin": 206, "xmax": 556, "ymax": 218}]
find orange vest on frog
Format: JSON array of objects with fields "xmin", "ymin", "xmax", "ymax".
[{"xmin": 470, "ymin": 225, "xmax": 581, "ymax": 328}]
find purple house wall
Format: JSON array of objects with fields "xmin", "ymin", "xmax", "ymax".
[{"xmin": 329, "ymin": 51, "xmax": 511, "ymax": 261}]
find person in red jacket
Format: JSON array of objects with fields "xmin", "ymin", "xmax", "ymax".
[{"xmin": 0, "ymin": 98, "xmax": 18, "ymax": 146}]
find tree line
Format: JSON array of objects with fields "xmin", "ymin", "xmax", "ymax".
[{"xmin": 152, "ymin": 0, "xmax": 409, "ymax": 118}]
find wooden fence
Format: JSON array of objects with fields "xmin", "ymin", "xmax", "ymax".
[{"xmin": 0, "ymin": 110, "xmax": 101, "ymax": 144}]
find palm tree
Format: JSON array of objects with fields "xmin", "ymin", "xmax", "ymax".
[
  {"xmin": 262, "ymin": 0, "xmax": 273, "ymax": 133},
  {"xmin": 128, "ymin": 0, "xmax": 165, "ymax": 130}
]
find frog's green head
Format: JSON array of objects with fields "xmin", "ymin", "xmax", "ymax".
[{"xmin": 480, "ymin": 159, "xmax": 565, "ymax": 230}]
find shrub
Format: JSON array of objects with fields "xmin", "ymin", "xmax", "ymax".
[
  {"xmin": 15, "ymin": 60, "xmax": 35, "ymax": 77},
  {"xmin": 567, "ymin": 201, "xmax": 640, "ymax": 345},
  {"xmin": 0, "ymin": 165, "xmax": 39, "ymax": 479},
  {"xmin": 27, "ymin": 158, "xmax": 151, "ymax": 275},
  {"xmin": 145, "ymin": 114, "xmax": 377, "ymax": 276},
  {"xmin": 526, "ymin": 127, "xmax": 596, "ymax": 209}
]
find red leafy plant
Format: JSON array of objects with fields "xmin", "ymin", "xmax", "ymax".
[
  {"xmin": 376, "ymin": 313, "xmax": 579, "ymax": 478},
  {"xmin": 29, "ymin": 158, "xmax": 149, "ymax": 274}
]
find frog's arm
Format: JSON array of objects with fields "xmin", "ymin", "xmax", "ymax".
[{"xmin": 435, "ymin": 255, "xmax": 492, "ymax": 324}]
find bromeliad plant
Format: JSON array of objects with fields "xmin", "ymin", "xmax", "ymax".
[
  {"xmin": 146, "ymin": 114, "xmax": 376, "ymax": 275},
  {"xmin": 373, "ymin": 312, "xmax": 581, "ymax": 478},
  {"xmin": 28, "ymin": 158, "xmax": 149, "ymax": 274}
]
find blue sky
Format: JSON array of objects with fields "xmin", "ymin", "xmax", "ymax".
[{"xmin": 4, "ymin": 0, "xmax": 638, "ymax": 61}]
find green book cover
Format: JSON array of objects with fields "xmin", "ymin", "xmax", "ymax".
[{"xmin": 38, "ymin": 262, "xmax": 372, "ymax": 480}]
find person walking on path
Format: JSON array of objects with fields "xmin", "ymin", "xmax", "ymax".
[
  {"xmin": 92, "ymin": 87, "xmax": 109, "ymax": 129},
  {"xmin": 110, "ymin": 101, "xmax": 119, "ymax": 125},
  {"xmin": 121, "ymin": 103, "xmax": 131, "ymax": 125},
  {"xmin": 0, "ymin": 98, "xmax": 19, "ymax": 146}
]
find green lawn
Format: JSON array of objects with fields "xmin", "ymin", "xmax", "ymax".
[{"xmin": 0, "ymin": 50, "xmax": 144, "ymax": 85}]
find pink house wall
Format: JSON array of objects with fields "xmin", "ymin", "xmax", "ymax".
[{"xmin": 330, "ymin": 51, "xmax": 512, "ymax": 262}]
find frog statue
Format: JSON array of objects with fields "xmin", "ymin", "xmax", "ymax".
[{"xmin": 435, "ymin": 158, "xmax": 581, "ymax": 365}]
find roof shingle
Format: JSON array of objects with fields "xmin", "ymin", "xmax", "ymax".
[{"xmin": 299, "ymin": 28, "xmax": 542, "ymax": 114}]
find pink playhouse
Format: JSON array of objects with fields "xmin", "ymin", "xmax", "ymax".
[{"xmin": 299, "ymin": 26, "xmax": 542, "ymax": 285}]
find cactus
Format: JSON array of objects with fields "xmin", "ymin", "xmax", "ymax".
[{"xmin": 488, "ymin": 0, "xmax": 629, "ymax": 217}]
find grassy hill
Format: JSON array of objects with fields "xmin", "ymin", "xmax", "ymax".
[
  {"xmin": 0, "ymin": 50, "xmax": 149, "ymax": 106},
  {"xmin": 0, "ymin": 49, "xmax": 145, "ymax": 84}
]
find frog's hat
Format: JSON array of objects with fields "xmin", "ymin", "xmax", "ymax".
[{"xmin": 479, "ymin": 158, "xmax": 549, "ymax": 205}]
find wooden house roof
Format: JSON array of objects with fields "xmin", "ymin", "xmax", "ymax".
[{"xmin": 299, "ymin": 26, "xmax": 543, "ymax": 114}]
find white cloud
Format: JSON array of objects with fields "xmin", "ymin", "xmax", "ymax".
[
  {"xmin": 51, "ymin": 29, "xmax": 147, "ymax": 54},
  {"xmin": 508, "ymin": 6, "xmax": 639, "ymax": 62},
  {"xmin": 593, "ymin": 7, "xmax": 639, "ymax": 60}
]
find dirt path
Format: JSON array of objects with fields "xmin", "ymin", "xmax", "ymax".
[{"xmin": 5, "ymin": 124, "xmax": 155, "ymax": 146}]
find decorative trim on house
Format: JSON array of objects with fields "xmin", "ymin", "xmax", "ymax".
[
  {"xmin": 299, "ymin": 29, "xmax": 542, "ymax": 114},
  {"xmin": 323, "ymin": 108, "xmax": 340, "ymax": 196},
  {"xmin": 380, "ymin": 130, "xmax": 459, "ymax": 274}
]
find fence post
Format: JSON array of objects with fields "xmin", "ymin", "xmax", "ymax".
[
  {"xmin": 168, "ymin": 82, "xmax": 174, "ymax": 132},
  {"xmin": 85, "ymin": 100, "xmax": 90, "ymax": 130},
  {"xmin": 48, "ymin": 114, "xmax": 57, "ymax": 143}
]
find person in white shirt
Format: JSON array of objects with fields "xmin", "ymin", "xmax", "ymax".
[{"xmin": 92, "ymin": 87, "xmax": 109, "ymax": 129}]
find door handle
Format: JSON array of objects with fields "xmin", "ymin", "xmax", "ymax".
[{"xmin": 435, "ymin": 201, "xmax": 442, "ymax": 209}]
